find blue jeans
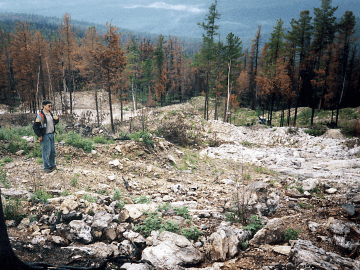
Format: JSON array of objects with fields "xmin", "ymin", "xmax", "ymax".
[{"xmin": 41, "ymin": 134, "xmax": 56, "ymax": 170}]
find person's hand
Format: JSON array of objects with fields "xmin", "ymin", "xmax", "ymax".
[
  {"xmin": 53, "ymin": 115, "xmax": 59, "ymax": 120},
  {"xmin": 39, "ymin": 136, "xmax": 43, "ymax": 142}
]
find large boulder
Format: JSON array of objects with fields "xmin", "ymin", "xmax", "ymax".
[
  {"xmin": 69, "ymin": 220, "xmax": 93, "ymax": 244},
  {"xmin": 91, "ymin": 211, "xmax": 113, "ymax": 231},
  {"xmin": 142, "ymin": 231, "xmax": 204, "ymax": 269},
  {"xmin": 325, "ymin": 218, "xmax": 360, "ymax": 251},
  {"xmin": 249, "ymin": 218, "xmax": 286, "ymax": 246},
  {"xmin": 205, "ymin": 222, "xmax": 251, "ymax": 261},
  {"xmin": 290, "ymin": 239, "xmax": 360, "ymax": 269}
]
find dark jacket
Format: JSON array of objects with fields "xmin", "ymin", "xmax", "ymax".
[{"xmin": 32, "ymin": 110, "xmax": 59, "ymax": 137}]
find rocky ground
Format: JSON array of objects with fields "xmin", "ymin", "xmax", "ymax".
[{"xmin": 1, "ymin": 96, "xmax": 360, "ymax": 270}]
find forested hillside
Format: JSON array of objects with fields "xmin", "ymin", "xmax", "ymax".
[{"xmin": 0, "ymin": 0, "xmax": 359, "ymax": 129}]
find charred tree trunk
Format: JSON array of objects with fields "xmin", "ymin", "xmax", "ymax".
[{"xmin": 0, "ymin": 191, "xmax": 33, "ymax": 270}]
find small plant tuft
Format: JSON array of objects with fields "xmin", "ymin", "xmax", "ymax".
[
  {"xmin": 181, "ymin": 226, "xmax": 203, "ymax": 241},
  {"xmin": 243, "ymin": 215, "xmax": 264, "ymax": 235},
  {"xmin": 3, "ymin": 197, "xmax": 24, "ymax": 223},
  {"xmin": 284, "ymin": 227, "xmax": 301, "ymax": 241},
  {"xmin": 30, "ymin": 188, "xmax": 52, "ymax": 204}
]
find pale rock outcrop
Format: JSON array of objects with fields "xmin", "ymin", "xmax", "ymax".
[
  {"xmin": 205, "ymin": 222, "xmax": 251, "ymax": 261},
  {"xmin": 142, "ymin": 231, "xmax": 204, "ymax": 270},
  {"xmin": 124, "ymin": 203, "xmax": 158, "ymax": 220},
  {"xmin": 69, "ymin": 220, "xmax": 93, "ymax": 244}
]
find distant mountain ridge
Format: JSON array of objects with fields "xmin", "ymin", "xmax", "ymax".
[{"xmin": 0, "ymin": 12, "xmax": 202, "ymax": 55}]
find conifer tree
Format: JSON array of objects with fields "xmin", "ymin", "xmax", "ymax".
[
  {"xmin": 10, "ymin": 22, "xmax": 37, "ymax": 112},
  {"xmin": 260, "ymin": 19, "xmax": 286, "ymax": 125},
  {"xmin": 94, "ymin": 23, "xmax": 127, "ymax": 132},
  {"xmin": 197, "ymin": 0, "xmax": 220, "ymax": 120},
  {"xmin": 309, "ymin": 0, "xmax": 338, "ymax": 125},
  {"xmin": 223, "ymin": 32, "xmax": 242, "ymax": 122},
  {"xmin": 59, "ymin": 13, "xmax": 78, "ymax": 114},
  {"xmin": 286, "ymin": 10, "xmax": 313, "ymax": 125},
  {"xmin": 248, "ymin": 25, "xmax": 261, "ymax": 109},
  {"xmin": 154, "ymin": 35, "xmax": 167, "ymax": 106}
]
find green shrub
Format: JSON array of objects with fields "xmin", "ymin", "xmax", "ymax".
[
  {"xmin": 160, "ymin": 220, "xmax": 180, "ymax": 234},
  {"xmin": 115, "ymin": 200, "xmax": 125, "ymax": 210},
  {"xmin": 27, "ymin": 143, "xmax": 42, "ymax": 158},
  {"xmin": 240, "ymin": 240, "xmax": 249, "ymax": 250},
  {"xmin": 113, "ymin": 189, "xmax": 123, "ymax": 201},
  {"xmin": 173, "ymin": 206, "xmax": 191, "ymax": 220},
  {"xmin": 181, "ymin": 226, "xmax": 203, "ymax": 241},
  {"xmin": 341, "ymin": 121, "xmax": 360, "ymax": 138},
  {"xmin": 133, "ymin": 195, "xmax": 151, "ymax": 204},
  {"xmin": 157, "ymin": 202, "xmax": 171, "ymax": 212},
  {"xmin": 299, "ymin": 202, "xmax": 314, "ymax": 209},
  {"xmin": 70, "ymin": 174, "xmax": 79, "ymax": 187},
  {"xmin": 287, "ymin": 127, "xmax": 299, "ymax": 134},
  {"xmin": 243, "ymin": 215, "xmax": 264, "ymax": 235},
  {"xmin": 113, "ymin": 189, "xmax": 125, "ymax": 209},
  {"xmin": 0, "ymin": 168, "xmax": 10, "ymax": 188},
  {"xmin": 134, "ymin": 212, "xmax": 163, "ymax": 237},
  {"xmin": 1, "ymin": 157, "xmax": 13, "ymax": 164},
  {"xmin": 82, "ymin": 194, "xmax": 97, "ymax": 203},
  {"xmin": 226, "ymin": 208, "xmax": 243, "ymax": 224},
  {"xmin": 129, "ymin": 131, "xmax": 154, "ymax": 148},
  {"xmin": 93, "ymin": 136, "xmax": 107, "ymax": 144},
  {"xmin": 60, "ymin": 190, "xmax": 69, "ymax": 197},
  {"xmin": 30, "ymin": 189, "xmax": 52, "ymax": 204},
  {"xmin": 298, "ymin": 108, "xmax": 312, "ymax": 126},
  {"xmin": 284, "ymin": 227, "xmax": 301, "ymax": 241},
  {"xmin": 3, "ymin": 197, "xmax": 24, "ymax": 222},
  {"xmin": 304, "ymin": 126, "xmax": 326, "ymax": 136},
  {"xmin": 65, "ymin": 132, "xmax": 94, "ymax": 153},
  {"xmin": 296, "ymin": 186, "xmax": 304, "ymax": 194},
  {"xmin": 55, "ymin": 134, "xmax": 66, "ymax": 143}
]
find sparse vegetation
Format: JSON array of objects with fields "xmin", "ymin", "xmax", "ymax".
[
  {"xmin": 65, "ymin": 132, "xmax": 94, "ymax": 153},
  {"xmin": 243, "ymin": 215, "xmax": 264, "ymax": 235},
  {"xmin": 133, "ymin": 195, "xmax": 152, "ymax": 204},
  {"xmin": 129, "ymin": 131, "xmax": 154, "ymax": 148},
  {"xmin": 0, "ymin": 167, "xmax": 10, "ymax": 188},
  {"xmin": 173, "ymin": 206, "xmax": 191, "ymax": 220},
  {"xmin": 299, "ymin": 202, "xmax": 314, "ymax": 209},
  {"xmin": 3, "ymin": 197, "xmax": 24, "ymax": 222},
  {"xmin": 284, "ymin": 227, "xmax": 301, "ymax": 241},
  {"xmin": 30, "ymin": 188, "xmax": 52, "ymax": 204},
  {"xmin": 70, "ymin": 174, "xmax": 79, "ymax": 187},
  {"xmin": 181, "ymin": 226, "xmax": 203, "ymax": 241},
  {"xmin": 82, "ymin": 194, "xmax": 98, "ymax": 203}
]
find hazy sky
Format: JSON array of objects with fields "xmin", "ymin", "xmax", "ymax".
[{"xmin": 1, "ymin": 0, "xmax": 359, "ymax": 45}]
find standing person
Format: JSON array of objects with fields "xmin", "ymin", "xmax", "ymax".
[{"xmin": 33, "ymin": 100, "xmax": 59, "ymax": 173}]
